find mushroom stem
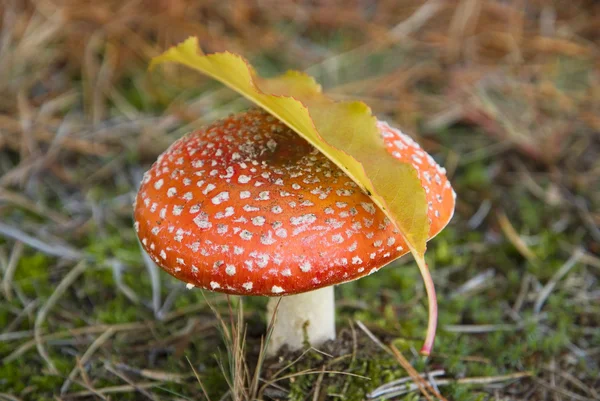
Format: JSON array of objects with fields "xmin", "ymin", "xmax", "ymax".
[{"xmin": 266, "ymin": 286, "xmax": 335, "ymax": 355}]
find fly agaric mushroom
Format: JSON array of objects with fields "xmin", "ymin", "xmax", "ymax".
[{"xmin": 134, "ymin": 109, "xmax": 455, "ymax": 354}]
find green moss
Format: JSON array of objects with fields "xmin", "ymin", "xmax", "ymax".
[
  {"xmin": 13, "ymin": 253, "xmax": 53, "ymax": 297},
  {"xmin": 85, "ymin": 227, "xmax": 141, "ymax": 266},
  {"xmin": 0, "ymin": 354, "xmax": 72, "ymax": 396},
  {"xmin": 94, "ymin": 296, "xmax": 142, "ymax": 323},
  {"xmin": 462, "ymin": 161, "xmax": 491, "ymax": 189},
  {"xmin": 0, "ymin": 307, "xmax": 9, "ymax": 328},
  {"xmin": 286, "ymin": 353, "xmax": 402, "ymax": 401}
]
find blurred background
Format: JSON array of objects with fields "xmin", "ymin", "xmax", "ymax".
[{"xmin": 0, "ymin": 0, "xmax": 598, "ymax": 400}]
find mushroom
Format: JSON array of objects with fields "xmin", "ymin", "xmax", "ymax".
[{"xmin": 134, "ymin": 109, "xmax": 455, "ymax": 355}]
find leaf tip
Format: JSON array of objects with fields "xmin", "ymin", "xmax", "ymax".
[{"xmin": 149, "ymin": 36, "xmax": 201, "ymax": 71}]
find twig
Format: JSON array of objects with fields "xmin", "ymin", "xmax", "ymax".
[
  {"xmin": 0, "ymin": 222, "xmax": 82, "ymax": 260},
  {"xmin": 34, "ymin": 260, "xmax": 87, "ymax": 373},
  {"xmin": 443, "ymin": 323, "xmax": 520, "ymax": 333},
  {"xmin": 534, "ymin": 249, "xmax": 583, "ymax": 314},
  {"xmin": 0, "ymin": 330, "xmax": 33, "ymax": 341},
  {"xmin": 60, "ymin": 327, "xmax": 116, "ymax": 394},
  {"xmin": 139, "ymin": 241, "xmax": 161, "ymax": 318},
  {"xmin": 369, "ymin": 370, "xmax": 445, "ymax": 397},
  {"xmin": 75, "ymin": 357, "xmax": 106, "ymax": 400},
  {"xmin": 512, "ymin": 273, "xmax": 532, "ymax": 314},
  {"xmin": 542, "ymin": 366, "xmax": 600, "ymax": 399},
  {"xmin": 267, "ymin": 369, "xmax": 370, "ymax": 384},
  {"xmin": 187, "ymin": 356, "xmax": 212, "ymax": 401},
  {"xmin": 348, "ymin": 319, "xmax": 358, "ymax": 365},
  {"xmin": 3, "ymin": 321, "xmax": 152, "ymax": 364},
  {"xmin": 312, "ymin": 365, "xmax": 326, "ymax": 401},
  {"xmin": 450, "ymin": 268, "xmax": 495, "ymax": 298},
  {"xmin": 62, "ymin": 382, "xmax": 160, "ymax": 398},
  {"xmin": 1, "ymin": 241, "xmax": 23, "ymax": 302},
  {"xmin": 104, "ymin": 362, "xmax": 159, "ymax": 401},
  {"xmin": 427, "ymin": 369, "xmax": 442, "ymax": 395},
  {"xmin": 3, "ymin": 299, "xmax": 38, "ymax": 334},
  {"xmin": 432, "ymin": 353, "xmax": 491, "ymax": 364},
  {"xmin": 573, "ymin": 197, "xmax": 600, "ymax": 242},
  {"xmin": 579, "ymin": 250, "xmax": 600, "ymax": 270},
  {"xmin": 0, "ymin": 188, "xmax": 70, "ymax": 225},
  {"xmin": 497, "ymin": 211, "xmax": 537, "ymax": 262},
  {"xmin": 369, "ymin": 371, "xmax": 532, "ymax": 399},
  {"xmin": 467, "ymin": 199, "xmax": 492, "ymax": 229},
  {"xmin": 72, "ymin": 368, "xmax": 109, "ymax": 400},
  {"xmin": 0, "ymin": 393, "xmax": 23, "ymax": 401},
  {"xmin": 532, "ymin": 377, "xmax": 596, "ymax": 401},
  {"xmin": 390, "ymin": 344, "xmax": 448, "ymax": 401},
  {"xmin": 443, "ymin": 313, "xmax": 545, "ymax": 333},
  {"xmin": 253, "ymin": 297, "xmax": 281, "ymax": 398},
  {"xmin": 114, "ymin": 362, "xmax": 187, "ymax": 383},
  {"xmin": 156, "ymin": 286, "xmax": 181, "ymax": 320},
  {"xmin": 454, "ymin": 372, "xmax": 532, "ymax": 385},
  {"xmin": 389, "ymin": 0, "xmax": 444, "ymax": 39},
  {"xmin": 266, "ymin": 347, "xmax": 313, "ymax": 386},
  {"xmin": 355, "ymin": 320, "xmax": 392, "ymax": 355},
  {"xmin": 107, "ymin": 259, "xmax": 140, "ymax": 305}
]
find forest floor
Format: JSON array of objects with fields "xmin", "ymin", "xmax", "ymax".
[{"xmin": 0, "ymin": 1, "xmax": 598, "ymax": 400}]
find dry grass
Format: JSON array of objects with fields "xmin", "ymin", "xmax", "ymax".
[{"xmin": 0, "ymin": 0, "xmax": 598, "ymax": 400}]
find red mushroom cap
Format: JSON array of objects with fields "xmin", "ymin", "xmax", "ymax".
[{"xmin": 134, "ymin": 109, "xmax": 455, "ymax": 295}]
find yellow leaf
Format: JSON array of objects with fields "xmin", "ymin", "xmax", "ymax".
[
  {"xmin": 150, "ymin": 38, "xmax": 437, "ymax": 354},
  {"xmin": 150, "ymin": 37, "xmax": 429, "ymax": 256}
]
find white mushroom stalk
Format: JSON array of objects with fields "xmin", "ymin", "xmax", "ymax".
[{"xmin": 266, "ymin": 287, "xmax": 335, "ymax": 354}]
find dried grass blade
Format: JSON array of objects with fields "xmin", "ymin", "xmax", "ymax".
[
  {"xmin": 35, "ymin": 260, "xmax": 87, "ymax": 373},
  {"xmin": 390, "ymin": 344, "xmax": 448, "ymax": 401}
]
